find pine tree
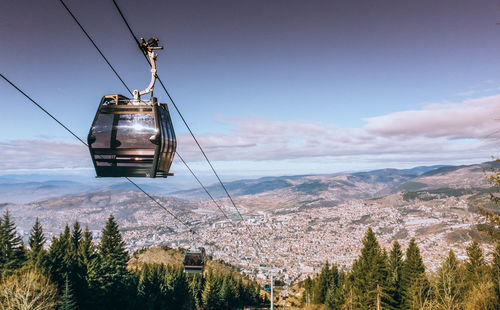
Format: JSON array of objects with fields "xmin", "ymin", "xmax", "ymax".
[
  {"xmin": 60, "ymin": 275, "xmax": 77, "ymax": 310},
  {"xmin": 325, "ymin": 268, "xmax": 345, "ymax": 310},
  {"xmin": 165, "ymin": 264, "xmax": 191, "ymax": 308},
  {"xmin": 435, "ymin": 249, "xmax": 464, "ymax": 309},
  {"xmin": 188, "ymin": 273, "xmax": 204, "ymax": 309},
  {"xmin": 312, "ymin": 261, "xmax": 332, "ymax": 304},
  {"xmin": 65, "ymin": 221, "xmax": 87, "ymax": 310},
  {"xmin": 28, "ymin": 217, "xmax": 46, "ymax": 268},
  {"xmin": 47, "ymin": 228, "xmax": 71, "ymax": 289},
  {"xmin": 74, "ymin": 224, "xmax": 94, "ymax": 310},
  {"xmin": 219, "ymin": 274, "xmax": 232, "ymax": 309},
  {"xmin": 70, "ymin": 221, "xmax": 82, "ymax": 256},
  {"xmin": 87, "ymin": 215, "xmax": 132, "ymax": 310},
  {"xmin": 351, "ymin": 227, "xmax": 389, "ymax": 309},
  {"xmin": 0, "ymin": 210, "xmax": 26, "ymax": 272},
  {"xmin": 62, "ymin": 224, "xmax": 71, "ymax": 244},
  {"xmin": 97, "ymin": 215, "xmax": 128, "ymax": 264},
  {"xmin": 402, "ymin": 238, "xmax": 427, "ymax": 309},
  {"xmin": 79, "ymin": 225, "xmax": 94, "ymax": 265},
  {"xmin": 202, "ymin": 269, "xmax": 221, "ymax": 310},
  {"xmin": 388, "ymin": 240, "xmax": 404, "ymax": 309},
  {"xmin": 465, "ymin": 240, "xmax": 485, "ymax": 283},
  {"xmin": 137, "ymin": 264, "xmax": 169, "ymax": 309}
]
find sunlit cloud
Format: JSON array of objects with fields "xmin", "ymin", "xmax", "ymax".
[
  {"xmin": 363, "ymin": 95, "xmax": 500, "ymax": 139},
  {"xmin": 1, "ymin": 94, "xmax": 499, "ymax": 173},
  {"xmin": 176, "ymin": 94, "xmax": 500, "ymax": 162}
]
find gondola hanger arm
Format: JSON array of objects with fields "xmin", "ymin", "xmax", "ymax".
[{"xmin": 133, "ymin": 37, "xmax": 164, "ymax": 103}]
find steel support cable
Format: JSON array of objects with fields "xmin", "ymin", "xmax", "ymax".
[
  {"xmin": 111, "ymin": 0, "xmax": 246, "ymax": 222},
  {"xmin": 0, "ymin": 72, "xmax": 192, "ymax": 233},
  {"xmin": 176, "ymin": 153, "xmax": 234, "ymax": 224},
  {"xmin": 58, "ymin": 0, "xmax": 132, "ymax": 95},
  {"xmin": 111, "ymin": 0, "xmax": 265, "ymax": 255},
  {"xmin": 57, "ymin": 0, "xmax": 233, "ymax": 224}
]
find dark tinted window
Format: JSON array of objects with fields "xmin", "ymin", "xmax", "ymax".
[{"xmin": 92, "ymin": 112, "xmax": 157, "ymax": 149}]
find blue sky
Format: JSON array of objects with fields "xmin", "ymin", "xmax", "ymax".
[{"xmin": 1, "ymin": 0, "xmax": 500, "ymax": 181}]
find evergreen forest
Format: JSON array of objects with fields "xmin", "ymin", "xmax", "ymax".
[
  {"xmin": 301, "ymin": 228, "xmax": 499, "ymax": 309},
  {"xmin": 0, "ymin": 213, "xmax": 263, "ymax": 310}
]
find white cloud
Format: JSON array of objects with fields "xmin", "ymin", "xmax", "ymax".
[
  {"xmin": 0, "ymin": 140, "xmax": 90, "ymax": 170},
  {"xmin": 363, "ymin": 95, "xmax": 500, "ymax": 139},
  {"xmin": 1, "ymin": 94, "xmax": 499, "ymax": 173}
]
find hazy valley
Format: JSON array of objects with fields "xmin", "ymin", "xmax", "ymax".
[{"xmin": 1, "ymin": 161, "xmax": 498, "ymax": 282}]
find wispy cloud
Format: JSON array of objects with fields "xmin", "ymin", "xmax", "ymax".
[
  {"xmin": 176, "ymin": 94, "xmax": 500, "ymax": 163},
  {"xmin": 363, "ymin": 95, "xmax": 500, "ymax": 139},
  {"xmin": 1, "ymin": 94, "xmax": 499, "ymax": 173},
  {"xmin": 0, "ymin": 140, "xmax": 90, "ymax": 170}
]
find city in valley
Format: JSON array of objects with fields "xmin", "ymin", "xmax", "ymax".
[{"xmin": 1, "ymin": 161, "xmax": 495, "ymax": 283}]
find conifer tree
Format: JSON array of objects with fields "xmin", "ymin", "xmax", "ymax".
[
  {"xmin": 202, "ymin": 269, "xmax": 220, "ymax": 310},
  {"xmin": 137, "ymin": 264, "xmax": 168, "ymax": 309},
  {"xmin": 465, "ymin": 240, "xmax": 485, "ymax": 283},
  {"xmin": 87, "ymin": 215, "xmax": 132, "ymax": 309},
  {"xmin": 165, "ymin": 264, "xmax": 191, "ymax": 308},
  {"xmin": 60, "ymin": 275, "xmax": 77, "ymax": 310},
  {"xmin": 70, "ymin": 221, "xmax": 82, "ymax": 255},
  {"xmin": 97, "ymin": 215, "xmax": 128, "ymax": 264},
  {"xmin": 74, "ymin": 224, "xmax": 94, "ymax": 310},
  {"xmin": 61, "ymin": 224, "xmax": 71, "ymax": 244},
  {"xmin": 351, "ymin": 227, "xmax": 389, "ymax": 309},
  {"xmin": 28, "ymin": 217, "xmax": 46, "ymax": 268},
  {"xmin": 79, "ymin": 225, "xmax": 94, "ymax": 265},
  {"xmin": 312, "ymin": 261, "xmax": 332, "ymax": 304},
  {"xmin": 435, "ymin": 249, "xmax": 464, "ymax": 309},
  {"xmin": 219, "ymin": 274, "xmax": 232, "ymax": 309},
  {"xmin": 325, "ymin": 268, "xmax": 346, "ymax": 310},
  {"xmin": 388, "ymin": 240, "xmax": 404, "ymax": 309},
  {"xmin": 0, "ymin": 210, "xmax": 26, "ymax": 272},
  {"xmin": 402, "ymin": 238, "xmax": 427, "ymax": 309},
  {"xmin": 65, "ymin": 221, "xmax": 87, "ymax": 309},
  {"xmin": 47, "ymin": 228, "xmax": 71, "ymax": 289},
  {"xmin": 188, "ymin": 273, "xmax": 204, "ymax": 309}
]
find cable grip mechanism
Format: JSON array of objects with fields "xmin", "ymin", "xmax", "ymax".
[{"xmin": 133, "ymin": 37, "xmax": 164, "ymax": 104}]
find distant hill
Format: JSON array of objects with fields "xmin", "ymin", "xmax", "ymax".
[
  {"xmin": 169, "ymin": 163, "xmax": 481, "ymax": 211},
  {"xmin": 394, "ymin": 161, "xmax": 499, "ymax": 193},
  {"xmin": 0, "ymin": 179, "xmax": 100, "ymax": 204},
  {"xmin": 0, "ymin": 176, "xmax": 182, "ymax": 204},
  {"xmin": 0, "ymin": 189, "xmax": 200, "ymax": 240},
  {"xmin": 2, "ymin": 161, "xmax": 496, "ymax": 282},
  {"xmin": 0, "ymin": 161, "xmax": 493, "ymax": 208}
]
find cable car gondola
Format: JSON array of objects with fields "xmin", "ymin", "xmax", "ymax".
[
  {"xmin": 183, "ymin": 247, "xmax": 206, "ymax": 274},
  {"xmin": 264, "ymin": 282, "xmax": 271, "ymax": 290},
  {"xmin": 88, "ymin": 38, "xmax": 176, "ymax": 178}
]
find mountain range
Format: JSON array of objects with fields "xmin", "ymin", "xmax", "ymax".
[
  {"xmin": 1, "ymin": 160, "xmax": 498, "ymax": 279},
  {"xmin": 1, "ymin": 161, "xmax": 496, "ymax": 205}
]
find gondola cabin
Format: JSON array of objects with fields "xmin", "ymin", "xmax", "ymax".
[
  {"xmin": 183, "ymin": 247, "xmax": 206, "ymax": 274},
  {"xmin": 87, "ymin": 37, "xmax": 176, "ymax": 178},
  {"xmin": 88, "ymin": 94, "xmax": 176, "ymax": 178},
  {"xmin": 264, "ymin": 282, "xmax": 271, "ymax": 290}
]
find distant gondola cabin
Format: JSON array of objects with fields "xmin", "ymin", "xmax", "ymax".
[{"xmin": 183, "ymin": 248, "xmax": 206, "ymax": 274}]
